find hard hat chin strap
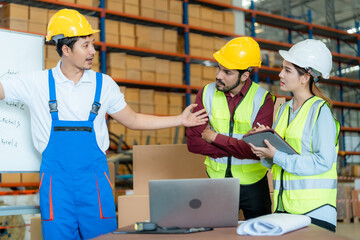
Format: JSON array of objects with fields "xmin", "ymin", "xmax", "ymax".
[{"xmin": 305, "ymin": 67, "xmax": 321, "ymax": 82}]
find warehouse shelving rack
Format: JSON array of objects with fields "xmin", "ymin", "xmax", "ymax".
[{"xmin": 0, "ymin": 0, "xmax": 359, "ymax": 163}]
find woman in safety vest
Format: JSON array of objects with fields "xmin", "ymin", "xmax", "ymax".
[{"xmin": 249, "ymin": 39, "xmax": 340, "ymax": 232}]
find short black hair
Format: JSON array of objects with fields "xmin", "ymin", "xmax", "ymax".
[{"xmin": 55, "ymin": 35, "xmax": 91, "ymax": 57}]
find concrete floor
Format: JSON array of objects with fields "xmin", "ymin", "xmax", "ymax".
[{"xmin": 336, "ymin": 222, "xmax": 360, "ymax": 240}]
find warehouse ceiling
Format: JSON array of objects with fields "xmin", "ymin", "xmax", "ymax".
[{"xmin": 245, "ymin": 0, "xmax": 360, "ymax": 79}]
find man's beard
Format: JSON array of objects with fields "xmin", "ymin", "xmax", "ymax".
[{"xmin": 216, "ymin": 78, "xmax": 241, "ymax": 92}]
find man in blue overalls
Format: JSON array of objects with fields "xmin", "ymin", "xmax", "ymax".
[{"xmin": 0, "ymin": 9, "xmax": 208, "ymax": 239}]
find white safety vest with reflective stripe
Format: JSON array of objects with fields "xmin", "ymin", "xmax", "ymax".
[
  {"xmin": 272, "ymin": 96, "xmax": 340, "ymax": 214},
  {"xmin": 202, "ymin": 81, "xmax": 271, "ymax": 185}
]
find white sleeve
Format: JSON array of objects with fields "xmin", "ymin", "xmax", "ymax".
[
  {"xmin": 0, "ymin": 71, "xmax": 35, "ymax": 104},
  {"xmin": 102, "ymin": 74, "xmax": 127, "ymax": 114}
]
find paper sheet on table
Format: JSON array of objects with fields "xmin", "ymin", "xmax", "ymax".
[{"xmin": 237, "ymin": 213, "xmax": 311, "ymax": 236}]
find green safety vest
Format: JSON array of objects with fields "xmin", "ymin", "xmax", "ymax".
[
  {"xmin": 202, "ymin": 81, "xmax": 271, "ymax": 185},
  {"xmin": 272, "ymin": 96, "xmax": 340, "ymax": 214}
]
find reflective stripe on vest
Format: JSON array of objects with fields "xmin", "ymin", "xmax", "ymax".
[
  {"xmin": 271, "ymin": 96, "xmax": 340, "ymax": 214},
  {"xmin": 202, "ymin": 81, "xmax": 270, "ymax": 185}
]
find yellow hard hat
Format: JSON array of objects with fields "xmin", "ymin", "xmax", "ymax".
[
  {"xmin": 46, "ymin": 9, "xmax": 99, "ymax": 42},
  {"xmin": 213, "ymin": 37, "xmax": 261, "ymax": 70}
]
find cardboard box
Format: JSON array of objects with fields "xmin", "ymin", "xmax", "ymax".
[
  {"xmin": 169, "ymin": 94, "xmax": 184, "ymax": 105},
  {"xmin": 125, "ymin": 0, "xmax": 139, "ymax": 5},
  {"xmin": 169, "ymin": 0, "xmax": 182, "ymax": 14},
  {"xmin": 164, "ymin": 29, "xmax": 177, "ymax": 43},
  {"xmin": 154, "ymin": 92, "xmax": 168, "ymax": 104},
  {"xmin": 125, "ymin": 88, "xmax": 140, "ymax": 102},
  {"xmin": 150, "ymin": 41, "xmax": 163, "ymax": 51},
  {"xmin": 46, "ymin": 45, "xmax": 60, "ymax": 61},
  {"xmin": 141, "ymin": 57, "xmax": 156, "ymax": 72},
  {"xmin": 156, "ymin": 136, "xmax": 171, "ymax": 144},
  {"xmin": 133, "ymin": 144, "xmax": 208, "ymax": 195},
  {"xmin": 45, "ymin": 59, "xmax": 58, "ymax": 69},
  {"xmin": 163, "ymin": 42, "xmax": 177, "ymax": 53},
  {"xmin": 1, "ymin": 18, "xmax": 28, "ymax": 32},
  {"xmin": 136, "ymin": 37, "xmax": 152, "ymax": 49},
  {"xmin": 191, "ymin": 77, "xmax": 202, "ymax": 87},
  {"xmin": 124, "ymin": 3, "xmax": 139, "ymax": 15},
  {"xmin": 31, "ymin": 217, "xmax": 43, "ymax": 240},
  {"xmin": 60, "ymin": 0, "xmax": 75, "ymax": 3},
  {"xmin": 120, "ymin": 22, "xmax": 135, "ymax": 37},
  {"xmin": 155, "ymin": 59, "xmax": 170, "ymax": 74},
  {"xmin": 200, "ymin": 7, "xmax": 212, "ymax": 21},
  {"xmin": 105, "ymin": 33, "xmax": 119, "ymax": 44},
  {"xmin": 188, "ymin": 4, "xmax": 200, "ymax": 18},
  {"xmin": 141, "ymin": 71, "xmax": 155, "ymax": 82},
  {"xmin": 188, "ymin": 17, "xmax": 201, "ymax": 26},
  {"xmin": 150, "ymin": 27, "xmax": 163, "ymax": 42},
  {"xmin": 190, "ymin": 64, "xmax": 202, "ymax": 77},
  {"xmin": 135, "ymin": 24, "xmax": 151, "ymax": 38},
  {"xmin": 139, "ymin": 89, "xmax": 154, "ymax": 103},
  {"xmin": 155, "ymin": 104, "xmax": 169, "ymax": 115},
  {"xmin": 0, "ymin": 173, "xmax": 21, "ymax": 183},
  {"xmin": 200, "ymin": 19, "xmax": 212, "ymax": 29},
  {"xmin": 140, "ymin": 0, "xmax": 154, "ymax": 9},
  {"xmin": 28, "ymin": 21, "xmax": 47, "ymax": 34},
  {"xmin": 29, "ymin": 7, "xmax": 48, "ymax": 23},
  {"xmin": 76, "ymin": 0, "xmax": 100, "ymax": 7},
  {"xmin": 120, "ymin": 35, "xmax": 135, "ymax": 46},
  {"xmin": 202, "ymin": 66, "xmax": 216, "ymax": 80},
  {"xmin": 212, "ymin": 10, "xmax": 224, "ymax": 23},
  {"xmin": 125, "ymin": 55, "xmax": 141, "ymax": 69},
  {"xmin": 105, "ymin": 0, "xmax": 124, "ymax": 11},
  {"xmin": 107, "ymin": 52, "xmax": 126, "ymax": 68},
  {"xmin": 352, "ymin": 190, "xmax": 360, "ymax": 217},
  {"xmin": 155, "ymin": 73, "xmax": 169, "ymax": 83},
  {"xmin": 126, "ymin": 69, "xmax": 141, "ymax": 80},
  {"xmin": 1, "ymin": 3, "xmax": 29, "ymax": 20},
  {"xmin": 107, "ymin": 68, "xmax": 126, "ymax": 79},
  {"xmin": 154, "ymin": 0, "xmax": 168, "ymax": 11},
  {"xmin": 189, "ymin": 33, "xmax": 202, "ymax": 47},
  {"xmin": 86, "ymin": 16, "xmax": 100, "ymax": 41},
  {"xmin": 168, "ymin": 12, "xmax": 182, "ymax": 23},
  {"xmin": 155, "ymin": 10, "xmax": 168, "ymax": 21},
  {"xmin": 224, "ymin": 11, "xmax": 235, "ymax": 25},
  {"xmin": 169, "ymin": 105, "xmax": 183, "ymax": 115},
  {"xmin": 22, "ymin": 173, "xmax": 40, "ymax": 183},
  {"xmin": 170, "ymin": 75, "xmax": 183, "ymax": 85},
  {"xmin": 118, "ymin": 195, "xmax": 150, "ymax": 227},
  {"xmin": 105, "ymin": 19, "xmax": 119, "ymax": 34},
  {"xmin": 140, "ymin": 7, "xmax": 155, "ymax": 19},
  {"xmin": 170, "ymin": 61, "xmax": 182, "ymax": 76}
]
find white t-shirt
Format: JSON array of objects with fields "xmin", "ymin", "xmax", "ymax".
[{"xmin": 0, "ymin": 61, "xmax": 126, "ymax": 154}]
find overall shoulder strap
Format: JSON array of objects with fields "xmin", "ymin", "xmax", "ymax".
[
  {"xmin": 88, "ymin": 72, "xmax": 103, "ymax": 121},
  {"xmin": 48, "ymin": 69, "xmax": 59, "ymax": 121}
]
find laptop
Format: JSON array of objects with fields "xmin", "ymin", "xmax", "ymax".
[{"xmin": 149, "ymin": 178, "xmax": 239, "ymax": 228}]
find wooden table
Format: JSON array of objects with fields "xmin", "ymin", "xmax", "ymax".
[{"xmin": 92, "ymin": 225, "xmax": 350, "ymax": 240}]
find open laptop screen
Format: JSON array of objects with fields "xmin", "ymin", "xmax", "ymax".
[{"xmin": 149, "ymin": 178, "xmax": 239, "ymax": 228}]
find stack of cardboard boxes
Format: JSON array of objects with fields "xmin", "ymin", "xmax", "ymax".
[
  {"xmin": 188, "ymin": 4, "xmax": 235, "ymax": 33},
  {"xmin": 189, "ymin": 33, "xmax": 228, "ymax": 58},
  {"xmin": 105, "ymin": 0, "xmax": 182, "ymax": 23},
  {"xmin": 107, "ymin": 89, "xmax": 186, "ymax": 146}
]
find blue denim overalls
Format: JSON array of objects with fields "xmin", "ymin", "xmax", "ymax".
[{"xmin": 39, "ymin": 69, "xmax": 117, "ymax": 239}]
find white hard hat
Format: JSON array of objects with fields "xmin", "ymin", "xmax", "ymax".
[{"xmin": 279, "ymin": 39, "xmax": 332, "ymax": 80}]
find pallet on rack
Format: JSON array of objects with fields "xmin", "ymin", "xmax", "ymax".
[
  {"xmin": 337, "ymin": 183, "xmax": 353, "ymax": 223},
  {"xmin": 352, "ymin": 189, "xmax": 360, "ymax": 223}
]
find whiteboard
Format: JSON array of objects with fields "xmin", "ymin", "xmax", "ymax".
[{"xmin": 0, "ymin": 29, "xmax": 44, "ymax": 172}]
